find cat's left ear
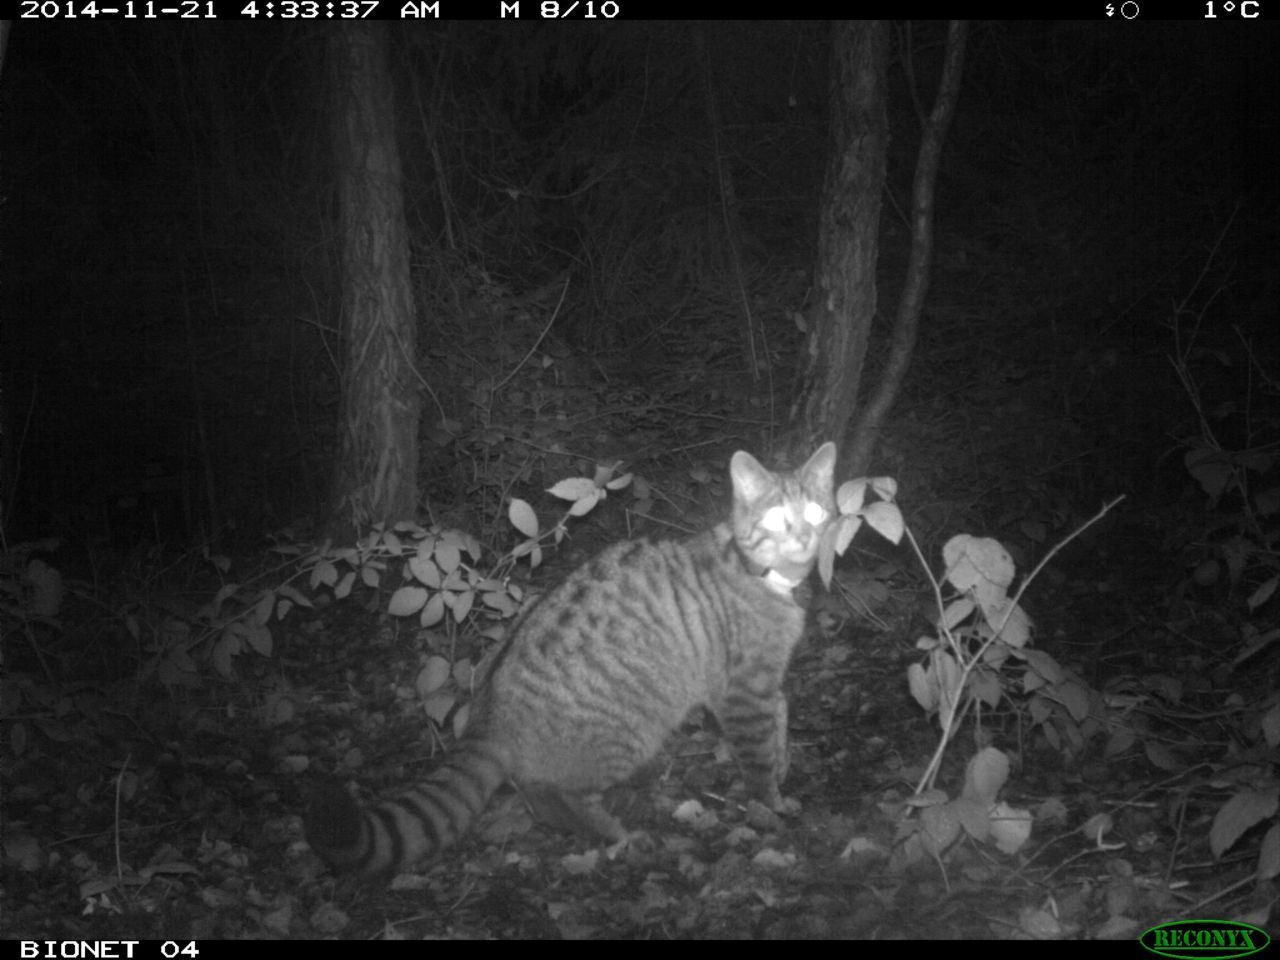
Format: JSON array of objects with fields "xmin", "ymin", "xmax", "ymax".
[
  {"xmin": 802, "ymin": 442, "xmax": 837, "ymax": 489},
  {"xmin": 730, "ymin": 450, "xmax": 773, "ymax": 502}
]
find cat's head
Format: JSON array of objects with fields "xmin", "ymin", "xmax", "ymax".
[{"xmin": 729, "ymin": 442, "xmax": 837, "ymax": 586}]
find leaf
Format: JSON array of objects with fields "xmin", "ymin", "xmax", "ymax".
[
  {"xmin": 423, "ymin": 691, "xmax": 456, "ymax": 727},
  {"xmin": 334, "ymin": 570, "xmax": 356, "ymax": 599},
  {"xmin": 245, "ymin": 623, "xmax": 273, "ymax": 657},
  {"xmin": 417, "ymin": 656, "xmax": 451, "ymax": 696},
  {"xmin": 432, "ymin": 522, "xmax": 459, "ymax": 543},
  {"xmin": 435, "ymin": 541, "xmax": 462, "ymax": 575},
  {"xmin": 905, "ymin": 789, "xmax": 949, "ymax": 809},
  {"xmin": 212, "ymin": 634, "xmax": 239, "ymax": 678},
  {"xmin": 452, "ymin": 589, "xmax": 474, "ymax": 623},
  {"xmin": 1248, "ymin": 576, "xmax": 1279, "ymax": 611},
  {"xmin": 1185, "ymin": 446, "xmax": 1233, "ymax": 500},
  {"xmin": 408, "ymin": 554, "xmax": 441, "ymax": 588},
  {"xmin": 1211, "ymin": 788, "xmax": 1280, "ymax": 858},
  {"xmin": 252, "ymin": 590, "xmax": 275, "ymax": 627},
  {"xmin": 1235, "ymin": 628, "xmax": 1280, "ymax": 671},
  {"xmin": 1080, "ymin": 812, "xmax": 1114, "ymax": 844},
  {"xmin": 1192, "ymin": 558, "xmax": 1220, "ymax": 586},
  {"xmin": 920, "ymin": 803, "xmax": 961, "ymax": 854},
  {"xmin": 548, "ymin": 477, "xmax": 596, "ymax": 502},
  {"xmin": 939, "ymin": 597, "xmax": 976, "ymax": 631},
  {"xmin": 1022, "ymin": 649, "xmax": 1064, "ymax": 684},
  {"xmin": 984, "ymin": 599, "xmax": 1032, "ymax": 647},
  {"xmin": 990, "ymin": 802, "xmax": 1033, "ymax": 854},
  {"xmin": 951, "ymin": 796, "xmax": 991, "ymax": 840},
  {"xmin": 968, "ymin": 667, "xmax": 1002, "ymax": 708},
  {"xmin": 1028, "ymin": 693, "xmax": 1053, "ymax": 726},
  {"xmin": 311, "ymin": 560, "xmax": 338, "ymax": 589},
  {"xmin": 568, "ymin": 489, "xmax": 602, "ymax": 517},
  {"xmin": 276, "ymin": 584, "xmax": 312, "ymax": 608},
  {"xmin": 605, "ymin": 472, "xmax": 633, "ymax": 491},
  {"xmin": 836, "ymin": 479, "xmax": 867, "ymax": 515},
  {"xmin": 1056, "ymin": 680, "xmax": 1092, "ymax": 723},
  {"xmin": 962, "ymin": 747, "xmax": 1009, "ymax": 805},
  {"xmin": 389, "ymin": 585, "xmax": 429, "ymax": 617},
  {"xmin": 591, "ymin": 462, "xmax": 613, "ymax": 486},
  {"xmin": 420, "ymin": 592, "xmax": 445, "ymax": 627},
  {"xmin": 453, "ymin": 701, "xmax": 471, "ymax": 739},
  {"xmin": 482, "ymin": 590, "xmax": 519, "ymax": 617},
  {"xmin": 943, "ymin": 535, "xmax": 1015, "ymax": 592},
  {"xmin": 981, "ymin": 642, "xmax": 1010, "ymax": 668},
  {"xmin": 1144, "ymin": 741, "xmax": 1184, "ymax": 772},
  {"xmin": 862, "ymin": 501, "xmax": 904, "ymax": 545},
  {"xmin": 833, "ymin": 514, "xmax": 861, "ymax": 556},
  {"xmin": 508, "ymin": 498, "xmax": 539, "ymax": 538},
  {"xmin": 817, "ymin": 539, "xmax": 834, "ymax": 588},
  {"xmin": 1104, "ymin": 725, "xmax": 1136, "ymax": 757},
  {"xmin": 869, "ymin": 476, "xmax": 897, "ymax": 501},
  {"xmin": 907, "ymin": 662, "xmax": 936, "ymax": 712}
]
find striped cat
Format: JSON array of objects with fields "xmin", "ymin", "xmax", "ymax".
[{"xmin": 305, "ymin": 442, "xmax": 837, "ymax": 875}]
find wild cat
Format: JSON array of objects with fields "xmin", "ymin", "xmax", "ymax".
[{"xmin": 305, "ymin": 443, "xmax": 837, "ymax": 875}]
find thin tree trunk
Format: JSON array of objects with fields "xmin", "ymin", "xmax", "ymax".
[
  {"xmin": 787, "ymin": 21, "xmax": 889, "ymax": 469},
  {"xmin": 328, "ymin": 23, "xmax": 420, "ymax": 538},
  {"xmin": 846, "ymin": 21, "xmax": 967, "ymax": 476}
]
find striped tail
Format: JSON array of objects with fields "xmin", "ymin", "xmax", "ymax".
[{"xmin": 305, "ymin": 738, "xmax": 512, "ymax": 875}]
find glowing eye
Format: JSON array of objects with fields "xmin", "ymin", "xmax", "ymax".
[
  {"xmin": 761, "ymin": 506, "xmax": 787, "ymax": 532},
  {"xmin": 802, "ymin": 501, "xmax": 827, "ymax": 526}
]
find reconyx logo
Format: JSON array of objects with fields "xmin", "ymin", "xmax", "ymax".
[{"xmin": 1140, "ymin": 920, "xmax": 1270, "ymax": 959}]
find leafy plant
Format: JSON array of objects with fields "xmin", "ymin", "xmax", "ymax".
[
  {"xmin": 888, "ymin": 499, "xmax": 1123, "ymax": 869},
  {"xmin": 1157, "ymin": 303, "xmax": 1280, "ymax": 882}
]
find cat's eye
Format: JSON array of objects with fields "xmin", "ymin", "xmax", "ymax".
[
  {"xmin": 761, "ymin": 505, "xmax": 788, "ymax": 532},
  {"xmin": 803, "ymin": 501, "xmax": 827, "ymax": 526}
]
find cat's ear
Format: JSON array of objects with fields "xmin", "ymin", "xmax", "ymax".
[
  {"xmin": 801, "ymin": 442, "xmax": 837, "ymax": 489},
  {"xmin": 730, "ymin": 450, "xmax": 773, "ymax": 502}
]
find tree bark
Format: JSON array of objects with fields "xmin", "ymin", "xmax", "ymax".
[{"xmin": 328, "ymin": 23, "xmax": 420, "ymax": 538}]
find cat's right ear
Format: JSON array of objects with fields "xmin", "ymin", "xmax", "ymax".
[{"xmin": 730, "ymin": 450, "xmax": 773, "ymax": 502}]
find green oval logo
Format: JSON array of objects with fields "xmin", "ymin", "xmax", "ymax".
[{"xmin": 1140, "ymin": 919, "xmax": 1270, "ymax": 960}]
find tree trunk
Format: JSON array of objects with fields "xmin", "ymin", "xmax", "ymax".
[
  {"xmin": 846, "ymin": 21, "xmax": 967, "ymax": 476},
  {"xmin": 787, "ymin": 21, "xmax": 889, "ymax": 470},
  {"xmin": 328, "ymin": 23, "xmax": 420, "ymax": 538}
]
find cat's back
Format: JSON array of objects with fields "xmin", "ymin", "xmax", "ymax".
[
  {"xmin": 503, "ymin": 526, "xmax": 798, "ymax": 663},
  {"xmin": 490, "ymin": 528, "xmax": 798, "ymax": 727}
]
